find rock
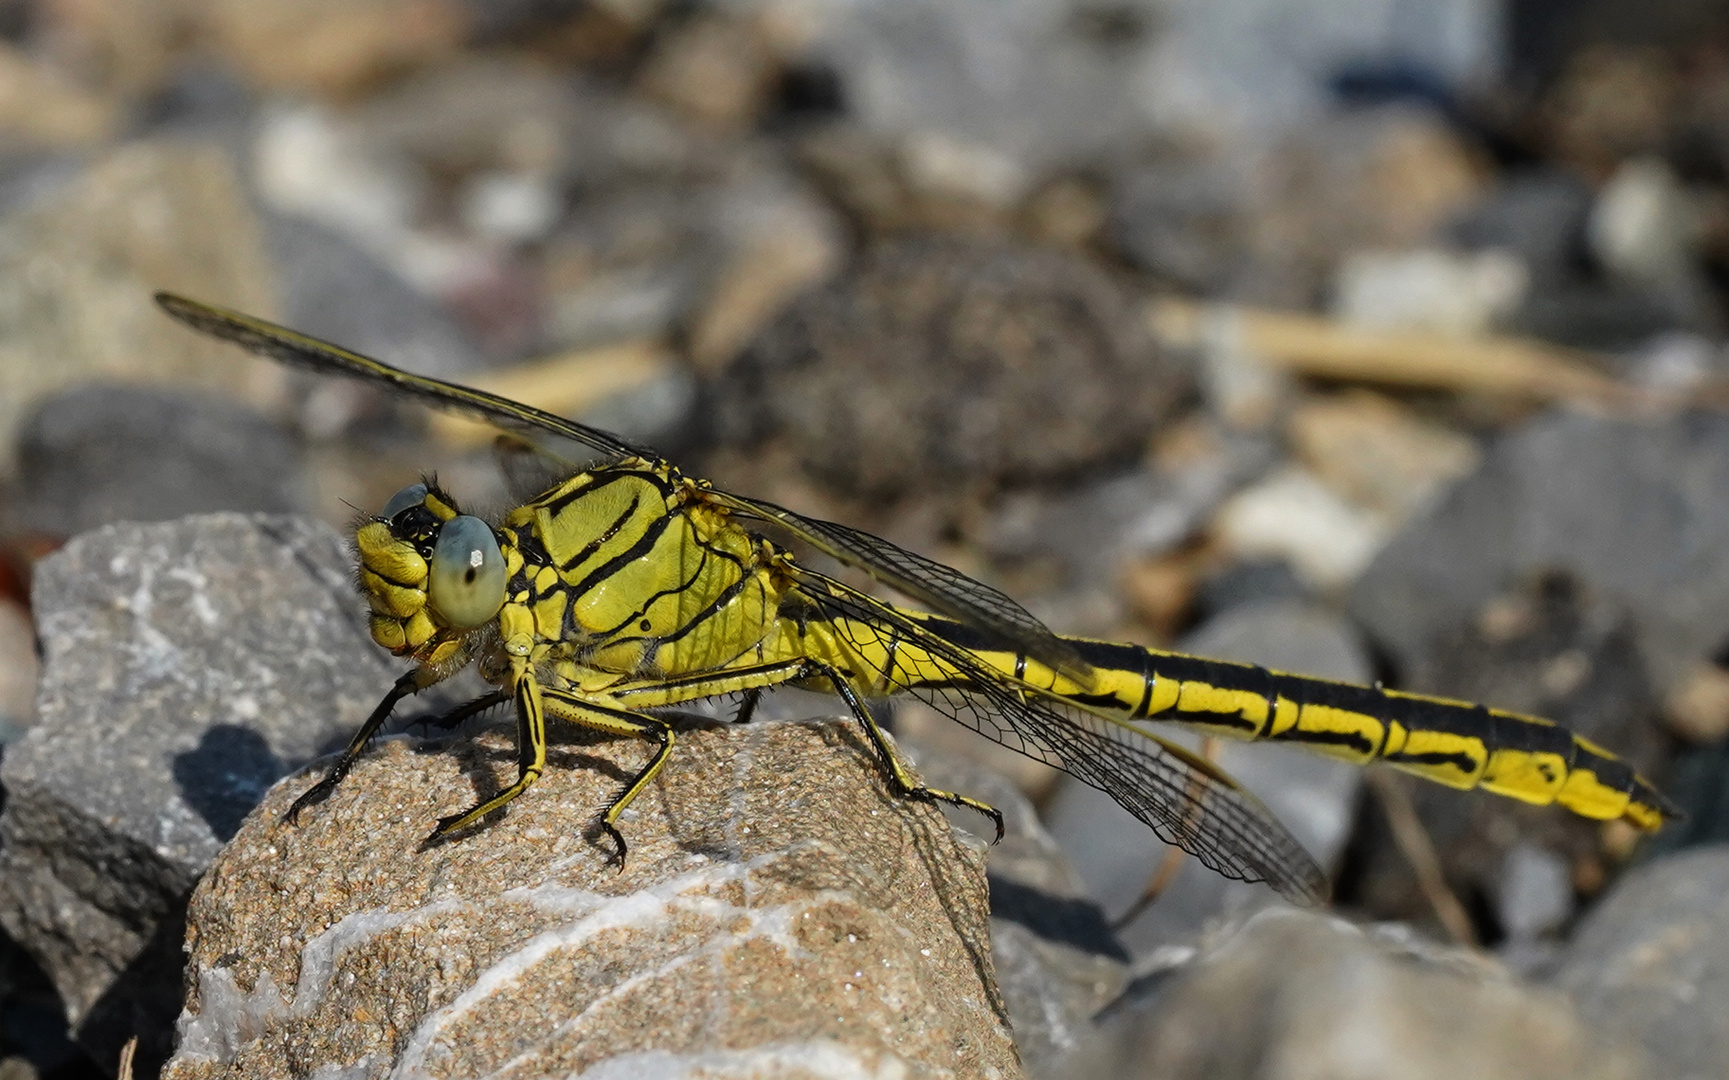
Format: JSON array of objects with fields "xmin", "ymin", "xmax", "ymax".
[
  {"xmin": 636, "ymin": 10, "xmax": 778, "ymax": 132},
  {"xmin": 1346, "ymin": 572, "xmax": 1661, "ymax": 933},
  {"xmin": 160, "ymin": 719, "xmax": 1020, "ymax": 1080},
  {"xmin": 0, "ymin": 43, "xmax": 120, "ymax": 151},
  {"xmin": 1449, "ymin": 171, "xmax": 1595, "ymax": 289},
  {"xmin": 1143, "ymin": 0, "xmax": 1497, "ymax": 131},
  {"xmin": 1045, "ymin": 601, "xmax": 1371, "ymax": 954},
  {"xmin": 1286, "ymin": 389, "xmax": 1482, "ymax": 524},
  {"xmin": 1074, "ymin": 907, "xmax": 1649, "ymax": 1080},
  {"xmin": 31, "ymin": 0, "xmax": 181, "ymax": 98},
  {"xmin": 1247, "ymin": 108, "xmax": 1490, "ymax": 307},
  {"xmin": 1587, "ymin": 157, "xmax": 1703, "ymax": 291},
  {"xmin": 197, "ymin": 0, "xmax": 466, "ymax": 98},
  {"xmin": 264, "ymin": 211, "xmax": 483, "ymax": 387},
  {"xmin": 1213, "ymin": 465, "xmax": 1389, "ymax": 590},
  {"xmin": 1109, "ymin": 150, "xmax": 1256, "ymax": 293},
  {"xmin": 1536, "ymin": 45, "xmax": 1676, "ymax": 177},
  {"xmin": 1332, "ymin": 247, "xmax": 1530, "ymax": 336},
  {"xmin": 1662, "ymin": 660, "xmax": 1729, "ymax": 743},
  {"xmin": 0, "ymin": 138, "xmax": 279, "ymax": 470},
  {"xmin": 251, "ymin": 103, "xmax": 438, "ymax": 293},
  {"xmin": 685, "ymin": 177, "xmax": 846, "ymax": 373},
  {"xmin": 0, "ymin": 599, "xmax": 35, "ymax": 743},
  {"xmin": 5, "ymin": 385, "xmax": 305, "ymax": 544},
  {"xmin": 804, "ymin": 0, "xmax": 1160, "ymax": 188},
  {"xmin": 1496, "ymin": 842, "xmax": 1573, "ymax": 944},
  {"xmin": 1349, "ymin": 409, "xmax": 1729, "ymax": 697},
  {"xmin": 1553, "ymin": 845, "xmax": 1729, "ymax": 1080},
  {"xmin": 715, "ymin": 235, "xmax": 1185, "ymax": 497},
  {"xmin": 0, "ymin": 514, "xmax": 395, "ymax": 1073},
  {"xmin": 910, "ymin": 748, "xmax": 1129, "ymax": 1078}
]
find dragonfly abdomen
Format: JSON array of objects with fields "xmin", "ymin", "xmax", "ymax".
[
  {"xmin": 1094, "ymin": 641, "xmax": 1675, "ymax": 832},
  {"xmin": 898, "ymin": 611, "xmax": 1676, "ymax": 832}
]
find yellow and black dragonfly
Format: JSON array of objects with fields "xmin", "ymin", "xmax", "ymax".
[{"xmin": 155, "ymin": 292, "xmax": 1678, "ymax": 904}]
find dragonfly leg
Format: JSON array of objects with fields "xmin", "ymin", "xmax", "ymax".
[
  {"xmin": 411, "ymin": 688, "xmax": 510, "ymax": 734},
  {"xmin": 430, "ymin": 671, "xmax": 547, "ymax": 840},
  {"xmin": 287, "ymin": 669, "xmax": 425, "ymax": 825},
  {"xmin": 733, "ymin": 687, "xmax": 763, "ymax": 725},
  {"xmin": 529, "ymin": 687, "xmax": 675, "ymax": 865},
  {"xmin": 814, "ymin": 662, "xmax": 1005, "ymax": 843}
]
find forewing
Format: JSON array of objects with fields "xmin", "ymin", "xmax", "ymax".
[
  {"xmin": 801, "ymin": 573, "xmax": 1328, "ymax": 904},
  {"xmin": 155, "ymin": 293, "xmax": 650, "ymax": 462},
  {"xmin": 706, "ymin": 489, "xmax": 1091, "ymax": 683}
]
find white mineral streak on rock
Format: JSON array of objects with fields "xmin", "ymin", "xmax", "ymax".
[
  {"xmin": 292, "ymin": 902, "xmax": 462, "ymax": 1017},
  {"xmin": 540, "ymin": 1040, "xmax": 912, "ymax": 1080},
  {"xmin": 175, "ymin": 967, "xmax": 291, "ymax": 1064},
  {"xmin": 391, "ymin": 851, "xmax": 821, "ymax": 1079}
]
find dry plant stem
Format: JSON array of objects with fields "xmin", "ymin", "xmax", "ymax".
[
  {"xmin": 1148, "ymin": 297, "xmax": 1638, "ymax": 406},
  {"xmin": 428, "ymin": 339, "xmax": 673, "ymax": 447},
  {"xmin": 1368, "ymin": 769, "xmax": 1478, "ymax": 946}
]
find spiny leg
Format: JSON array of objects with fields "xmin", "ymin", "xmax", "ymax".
[
  {"xmin": 287, "ymin": 669, "xmax": 425, "ymax": 825},
  {"xmin": 431, "ymin": 672, "xmax": 546, "ymax": 839},
  {"xmin": 540, "ymin": 687, "xmax": 675, "ymax": 865},
  {"xmin": 812, "ymin": 661, "xmax": 1004, "ymax": 842},
  {"xmin": 733, "ymin": 687, "xmax": 763, "ymax": 725},
  {"xmin": 412, "ymin": 688, "xmax": 510, "ymax": 734}
]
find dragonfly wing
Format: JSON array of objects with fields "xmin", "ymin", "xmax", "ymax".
[
  {"xmin": 155, "ymin": 292, "xmax": 650, "ymax": 462},
  {"xmin": 706, "ymin": 489, "xmax": 1091, "ymax": 683},
  {"xmin": 801, "ymin": 573, "xmax": 1328, "ymax": 904}
]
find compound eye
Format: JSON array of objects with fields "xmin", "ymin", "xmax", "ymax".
[
  {"xmin": 427, "ymin": 515, "xmax": 506, "ymax": 629},
  {"xmin": 382, "ymin": 483, "xmax": 430, "ymax": 520}
]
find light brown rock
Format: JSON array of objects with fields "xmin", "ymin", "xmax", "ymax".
[
  {"xmin": 0, "ymin": 138, "xmax": 279, "ymax": 469},
  {"xmin": 198, "ymin": 0, "xmax": 466, "ymax": 97},
  {"xmin": 164, "ymin": 719, "xmax": 1023, "ymax": 1080}
]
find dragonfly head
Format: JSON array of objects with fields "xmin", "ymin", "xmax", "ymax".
[{"xmin": 355, "ymin": 481, "xmax": 507, "ymax": 658}]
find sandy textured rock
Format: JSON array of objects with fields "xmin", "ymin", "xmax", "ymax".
[
  {"xmin": 0, "ymin": 514, "xmax": 393, "ymax": 1071},
  {"xmin": 715, "ymin": 235, "xmax": 1184, "ymax": 497},
  {"xmin": 163, "ymin": 718, "xmax": 1022, "ymax": 1080}
]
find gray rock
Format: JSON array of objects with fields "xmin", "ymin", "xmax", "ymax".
[
  {"xmin": 1351, "ymin": 409, "xmax": 1729, "ymax": 698},
  {"xmin": 0, "ymin": 514, "xmax": 394, "ymax": 1074},
  {"xmin": 264, "ymin": 212, "xmax": 483, "ymax": 381},
  {"xmin": 913, "ymin": 748, "xmax": 1129, "ymax": 1078},
  {"xmin": 0, "ymin": 139, "xmax": 279, "ymax": 471},
  {"xmin": 160, "ymin": 720, "xmax": 1020, "ymax": 1080},
  {"xmin": 1045, "ymin": 601, "xmax": 1370, "ymax": 954},
  {"xmin": 1109, "ymin": 155, "xmax": 1254, "ymax": 292},
  {"xmin": 716, "ymin": 235, "xmax": 1186, "ymax": 497},
  {"xmin": 1072, "ymin": 907, "xmax": 1648, "ymax": 1080},
  {"xmin": 1552, "ymin": 845, "xmax": 1729, "ymax": 1080},
  {"xmin": 6, "ymin": 385, "xmax": 305, "ymax": 542},
  {"xmin": 1348, "ymin": 571, "xmax": 1660, "ymax": 932}
]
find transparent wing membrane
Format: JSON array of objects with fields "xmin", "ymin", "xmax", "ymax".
[{"xmin": 799, "ymin": 572, "xmax": 1328, "ymax": 903}]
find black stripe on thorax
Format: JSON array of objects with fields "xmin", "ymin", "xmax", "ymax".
[
  {"xmin": 556, "ymin": 490, "xmax": 645, "ymax": 571},
  {"xmin": 565, "ymin": 510, "xmax": 679, "ymax": 597},
  {"xmin": 588, "ymin": 545, "xmax": 713, "ymax": 639},
  {"xmin": 541, "ymin": 467, "xmax": 670, "ymax": 518},
  {"xmin": 654, "ymin": 568, "xmax": 764, "ymax": 646}
]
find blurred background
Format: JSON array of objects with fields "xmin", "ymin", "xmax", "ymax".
[{"xmin": 2, "ymin": 0, "xmax": 1729, "ymax": 1074}]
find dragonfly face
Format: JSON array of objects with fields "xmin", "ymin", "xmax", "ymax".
[{"xmin": 357, "ymin": 481, "xmax": 507, "ymax": 662}]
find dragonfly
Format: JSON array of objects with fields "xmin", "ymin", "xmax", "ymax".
[{"xmin": 155, "ymin": 292, "xmax": 1678, "ymax": 904}]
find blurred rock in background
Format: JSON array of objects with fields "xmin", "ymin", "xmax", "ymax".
[{"xmin": 0, "ymin": 0, "xmax": 1727, "ymax": 1074}]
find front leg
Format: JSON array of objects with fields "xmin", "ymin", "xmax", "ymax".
[
  {"xmin": 430, "ymin": 669, "xmax": 547, "ymax": 839},
  {"xmin": 286, "ymin": 669, "xmax": 425, "ymax": 825}
]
